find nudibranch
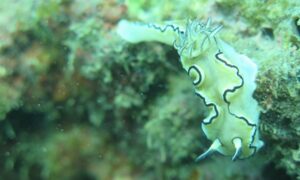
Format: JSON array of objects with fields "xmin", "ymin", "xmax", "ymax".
[{"xmin": 117, "ymin": 19, "xmax": 264, "ymax": 161}]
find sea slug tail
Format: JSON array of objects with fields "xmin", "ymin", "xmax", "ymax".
[{"xmin": 117, "ymin": 20, "xmax": 183, "ymax": 45}]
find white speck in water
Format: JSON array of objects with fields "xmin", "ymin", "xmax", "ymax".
[{"xmin": 42, "ymin": 147, "xmax": 48, "ymax": 152}]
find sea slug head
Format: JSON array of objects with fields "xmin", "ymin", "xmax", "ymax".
[{"xmin": 174, "ymin": 19, "xmax": 223, "ymax": 58}]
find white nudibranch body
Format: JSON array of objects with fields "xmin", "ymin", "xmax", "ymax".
[{"xmin": 117, "ymin": 19, "xmax": 264, "ymax": 161}]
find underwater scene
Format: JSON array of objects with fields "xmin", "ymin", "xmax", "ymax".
[{"xmin": 0, "ymin": 0, "xmax": 300, "ymax": 179}]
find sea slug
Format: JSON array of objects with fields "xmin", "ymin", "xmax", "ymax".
[{"xmin": 117, "ymin": 19, "xmax": 264, "ymax": 161}]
